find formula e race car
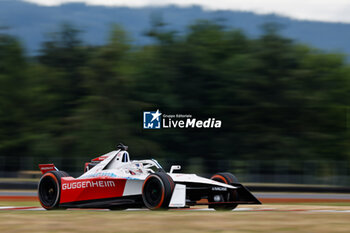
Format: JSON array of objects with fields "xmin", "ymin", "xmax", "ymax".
[{"xmin": 38, "ymin": 144, "xmax": 261, "ymax": 210}]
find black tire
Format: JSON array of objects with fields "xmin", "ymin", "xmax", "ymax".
[
  {"xmin": 142, "ymin": 172, "xmax": 175, "ymax": 210},
  {"xmin": 210, "ymin": 172, "xmax": 239, "ymax": 211},
  {"xmin": 38, "ymin": 171, "xmax": 67, "ymax": 210},
  {"xmin": 59, "ymin": 171, "xmax": 71, "ymax": 177},
  {"xmin": 211, "ymin": 172, "xmax": 239, "ymax": 184}
]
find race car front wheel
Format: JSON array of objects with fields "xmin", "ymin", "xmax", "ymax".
[
  {"xmin": 210, "ymin": 172, "xmax": 239, "ymax": 211},
  {"xmin": 142, "ymin": 172, "xmax": 174, "ymax": 210},
  {"xmin": 38, "ymin": 171, "xmax": 69, "ymax": 210}
]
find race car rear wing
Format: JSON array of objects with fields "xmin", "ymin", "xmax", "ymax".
[{"xmin": 39, "ymin": 164, "xmax": 58, "ymax": 174}]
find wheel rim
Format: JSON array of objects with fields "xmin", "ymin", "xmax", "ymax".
[
  {"xmin": 39, "ymin": 175, "xmax": 58, "ymax": 208},
  {"xmin": 143, "ymin": 177, "xmax": 164, "ymax": 208},
  {"xmin": 211, "ymin": 176, "xmax": 238, "ymax": 210}
]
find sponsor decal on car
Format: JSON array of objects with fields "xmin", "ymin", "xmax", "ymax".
[
  {"xmin": 62, "ymin": 180, "xmax": 115, "ymax": 190},
  {"xmin": 81, "ymin": 172, "xmax": 142, "ymax": 180},
  {"xmin": 211, "ymin": 187, "xmax": 227, "ymax": 191},
  {"xmin": 81, "ymin": 172, "xmax": 118, "ymax": 178}
]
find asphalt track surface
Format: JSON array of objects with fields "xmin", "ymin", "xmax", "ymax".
[
  {"xmin": 1, "ymin": 191, "xmax": 350, "ymax": 212},
  {"xmin": 0, "ymin": 206, "xmax": 350, "ymax": 213},
  {"xmin": 1, "ymin": 191, "xmax": 350, "ymax": 200}
]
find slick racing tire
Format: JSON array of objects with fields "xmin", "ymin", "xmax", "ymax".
[
  {"xmin": 210, "ymin": 172, "xmax": 239, "ymax": 211},
  {"xmin": 142, "ymin": 172, "xmax": 175, "ymax": 210},
  {"xmin": 38, "ymin": 171, "xmax": 69, "ymax": 210},
  {"xmin": 211, "ymin": 172, "xmax": 239, "ymax": 184},
  {"xmin": 59, "ymin": 171, "xmax": 71, "ymax": 178}
]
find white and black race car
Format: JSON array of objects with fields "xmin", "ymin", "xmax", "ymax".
[{"xmin": 38, "ymin": 144, "xmax": 261, "ymax": 210}]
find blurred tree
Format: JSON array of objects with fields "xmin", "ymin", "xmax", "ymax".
[
  {"xmin": 33, "ymin": 23, "xmax": 90, "ymax": 166},
  {"xmin": 0, "ymin": 31, "xmax": 30, "ymax": 170},
  {"xmin": 39, "ymin": 23, "xmax": 87, "ymax": 110},
  {"xmin": 73, "ymin": 25, "xmax": 133, "ymax": 155},
  {"xmin": 0, "ymin": 20, "xmax": 349, "ymax": 176}
]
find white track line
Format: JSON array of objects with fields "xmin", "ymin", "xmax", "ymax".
[{"xmin": 0, "ymin": 206, "xmax": 16, "ymax": 209}]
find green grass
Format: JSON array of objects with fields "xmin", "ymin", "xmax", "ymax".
[
  {"xmin": 0, "ymin": 178, "xmax": 39, "ymax": 182},
  {"xmin": 0, "ymin": 200, "xmax": 39, "ymax": 207},
  {"xmin": 0, "ymin": 208, "xmax": 349, "ymax": 233},
  {"xmin": 1, "ymin": 202, "xmax": 349, "ymax": 233}
]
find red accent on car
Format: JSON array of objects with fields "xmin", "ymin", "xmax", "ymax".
[
  {"xmin": 59, "ymin": 177, "xmax": 127, "ymax": 203},
  {"xmin": 38, "ymin": 164, "xmax": 57, "ymax": 174},
  {"xmin": 91, "ymin": 155, "xmax": 108, "ymax": 162}
]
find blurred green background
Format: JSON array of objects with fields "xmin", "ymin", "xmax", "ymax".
[{"xmin": 0, "ymin": 20, "xmax": 349, "ymax": 185}]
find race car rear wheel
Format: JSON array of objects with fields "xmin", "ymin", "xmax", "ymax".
[
  {"xmin": 210, "ymin": 172, "xmax": 239, "ymax": 211},
  {"xmin": 38, "ymin": 171, "xmax": 67, "ymax": 210},
  {"xmin": 142, "ymin": 172, "xmax": 174, "ymax": 210},
  {"xmin": 59, "ymin": 171, "xmax": 71, "ymax": 178}
]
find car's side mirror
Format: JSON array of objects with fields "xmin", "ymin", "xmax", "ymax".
[{"xmin": 170, "ymin": 165, "xmax": 181, "ymax": 173}]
